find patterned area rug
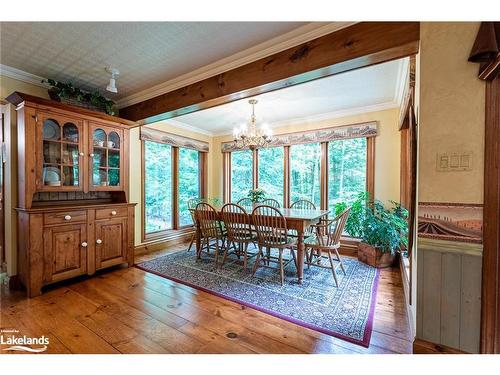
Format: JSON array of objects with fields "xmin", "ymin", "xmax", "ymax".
[{"xmin": 136, "ymin": 246, "xmax": 379, "ymax": 347}]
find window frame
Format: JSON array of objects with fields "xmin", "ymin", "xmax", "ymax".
[
  {"xmin": 142, "ymin": 140, "xmax": 207, "ymax": 242},
  {"xmin": 223, "ymin": 135, "xmax": 375, "ymax": 213}
]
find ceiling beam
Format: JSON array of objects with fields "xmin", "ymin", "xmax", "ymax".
[{"xmin": 120, "ymin": 22, "xmax": 420, "ymax": 124}]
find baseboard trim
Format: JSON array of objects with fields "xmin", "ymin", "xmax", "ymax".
[
  {"xmin": 413, "ymin": 338, "xmax": 467, "ymax": 354},
  {"xmin": 135, "ymin": 232, "xmax": 192, "ymax": 256}
]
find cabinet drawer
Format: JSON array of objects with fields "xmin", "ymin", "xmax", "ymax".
[
  {"xmin": 95, "ymin": 207, "xmax": 128, "ymax": 220},
  {"xmin": 44, "ymin": 210, "xmax": 87, "ymax": 225}
]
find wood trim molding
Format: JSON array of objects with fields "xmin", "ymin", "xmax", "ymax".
[
  {"xmin": 417, "ymin": 237, "xmax": 483, "ymax": 257},
  {"xmin": 320, "ymin": 142, "xmax": 328, "ymax": 211},
  {"xmin": 480, "ymin": 77, "xmax": 500, "ymax": 354},
  {"xmin": 284, "ymin": 146, "xmax": 291, "ymax": 208},
  {"xmin": 366, "ymin": 137, "xmax": 375, "ymax": 200},
  {"xmin": 135, "ymin": 231, "xmax": 192, "ymax": 256},
  {"xmin": 115, "ymin": 22, "xmax": 355, "ymax": 108},
  {"xmin": 252, "ymin": 149, "xmax": 258, "ymax": 189},
  {"xmin": 120, "ymin": 22, "xmax": 420, "ymax": 122},
  {"xmin": 413, "ymin": 338, "xmax": 467, "ymax": 354},
  {"xmin": 222, "ymin": 152, "xmax": 231, "ymax": 203}
]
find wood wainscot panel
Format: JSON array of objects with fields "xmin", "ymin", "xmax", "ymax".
[{"xmin": 416, "ymin": 237, "xmax": 482, "ymax": 353}]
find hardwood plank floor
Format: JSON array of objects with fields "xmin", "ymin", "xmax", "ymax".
[{"xmin": 0, "ymin": 242, "xmax": 413, "ymax": 354}]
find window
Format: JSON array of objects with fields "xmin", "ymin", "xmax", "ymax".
[
  {"xmin": 143, "ymin": 139, "xmax": 206, "ymax": 240},
  {"xmin": 258, "ymin": 147, "xmax": 284, "ymax": 206},
  {"xmin": 328, "ymin": 137, "xmax": 367, "ymax": 208},
  {"xmin": 290, "ymin": 142, "xmax": 321, "ymax": 207},
  {"xmin": 178, "ymin": 147, "xmax": 200, "ymax": 227},
  {"xmin": 144, "ymin": 141, "xmax": 172, "ymax": 234},
  {"xmin": 231, "ymin": 150, "xmax": 253, "ymax": 202}
]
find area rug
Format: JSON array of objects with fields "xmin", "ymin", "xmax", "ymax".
[{"xmin": 136, "ymin": 246, "xmax": 379, "ymax": 347}]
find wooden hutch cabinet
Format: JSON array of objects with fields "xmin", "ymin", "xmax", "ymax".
[{"xmin": 6, "ymin": 92, "xmax": 136, "ymax": 297}]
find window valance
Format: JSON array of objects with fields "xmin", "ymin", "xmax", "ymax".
[
  {"xmin": 221, "ymin": 121, "xmax": 378, "ymax": 152},
  {"xmin": 141, "ymin": 126, "xmax": 209, "ymax": 152}
]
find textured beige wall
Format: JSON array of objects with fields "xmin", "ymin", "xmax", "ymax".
[
  {"xmin": 210, "ymin": 108, "xmax": 402, "ymax": 205},
  {"xmin": 418, "ymin": 22, "xmax": 485, "ymax": 204}
]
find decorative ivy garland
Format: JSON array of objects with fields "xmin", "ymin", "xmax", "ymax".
[{"xmin": 42, "ymin": 79, "xmax": 116, "ymax": 115}]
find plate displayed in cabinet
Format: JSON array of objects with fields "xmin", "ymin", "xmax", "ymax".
[
  {"xmin": 43, "ymin": 166, "xmax": 65, "ymax": 186},
  {"xmin": 42, "ymin": 120, "xmax": 60, "ymax": 140}
]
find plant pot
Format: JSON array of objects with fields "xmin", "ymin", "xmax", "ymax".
[{"xmin": 357, "ymin": 242, "xmax": 396, "ymax": 268}]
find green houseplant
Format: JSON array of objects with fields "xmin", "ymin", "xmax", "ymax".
[
  {"xmin": 248, "ymin": 188, "xmax": 266, "ymax": 203},
  {"xmin": 335, "ymin": 193, "xmax": 409, "ymax": 268},
  {"xmin": 43, "ymin": 79, "xmax": 116, "ymax": 115}
]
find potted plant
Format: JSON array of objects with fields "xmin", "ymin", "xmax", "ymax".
[
  {"xmin": 247, "ymin": 188, "xmax": 266, "ymax": 207},
  {"xmin": 335, "ymin": 193, "xmax": 409, "ymax": 268}
]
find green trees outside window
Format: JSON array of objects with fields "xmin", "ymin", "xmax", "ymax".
[
  {"xmin": 328, "ymin": 137, "xmax": 367, "ymax": 208},
  {"xmin": 144, "ymin": 141, "xmax": 172, "ymax": 233},
  {"xmin": 231, "ymin": 150, "xmax": 253, "ymax": 202},
  {"xmin": 179, "ymin": 148, "xmax": 200, "ymax": 226},
  {"xmin": 290, "ymin": 142, "xmax": 321, "ymax": 207},
  {"xmin": 258, "ymin": 146, "xmax": 284, "ymax": 206}
]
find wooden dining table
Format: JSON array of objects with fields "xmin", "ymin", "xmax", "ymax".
[{"xmin": 194, "ymin": 205, "xmax": 329, "ymax": 284}]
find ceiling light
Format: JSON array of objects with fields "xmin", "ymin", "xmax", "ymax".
[
  {"xmin": 105, "ymin": 67, "xmax": 119, "ymax": 93},
  {"xmin": 233, "ymin": 99, "xmax": 272, "ymax": 150}
]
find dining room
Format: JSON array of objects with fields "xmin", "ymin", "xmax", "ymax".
[
  {"xmin": 132, "ymin": 56, "xmax": 412, "ymax": 351},
  {"xmin": 2, "ymin": 16, "xmax": 494, "ymax": 362}
]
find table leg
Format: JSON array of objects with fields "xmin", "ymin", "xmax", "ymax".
[{"xmin": 297, "ymin": 229, "xmax": 304, "ymax": 284}]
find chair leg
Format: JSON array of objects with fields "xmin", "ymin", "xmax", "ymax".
[
  {"xmin": 266, "ymin": 247, "xmax": 271, "ymax": 266},
  {"xmin": 291, "ymin": 249, "xmax": 298, "ymax": 270},
  {"xmin": 214, "ymin": 239, "xmax": 220, "ymax": 268},
  {"xmin": 187, "ymin": 233, "xmax": 195, "ymax": 252},
  {"xmin": 243, "ymin": 242, "xmax": 249, "ymax": 269},
  {"xmin": 252, "ymin": 248, "xmax": 262, "ymax": 275},
  {"xmin": 327, "ymin": 250, "xmax": 339, "ymax": 287},
  {"xmin": 221, "ymin": 240, "xmax": 230, "ymax": 267},
  {"xmin": 279, "ymin": 249, "xmax": 284, "ymax": 286},
  {"xmin": 334, "ymin": 248, "xmax": 346, "ymax": 275}
]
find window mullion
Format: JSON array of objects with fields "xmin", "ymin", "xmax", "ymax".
[{"xmin": 172, "ymin": 146, "xmax": 179, "ymax": 229}]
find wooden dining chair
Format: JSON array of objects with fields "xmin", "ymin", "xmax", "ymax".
[
  {"xmin": 304, "ymin": 208, "xmax": 351, "ymax": 287},
  {"xmin": 237, "ymin": 197, "xmax": 253, "ymax": 207},
  {"xmin": 290, "ymin": 199, "xmax": 316, "ymax": 210},
  {"xmin": 252, "ymin": 205, "xmax": 297, "ymax": 285},
  {"xmin": 195, "ymin": 202, "xmax": 227, "ymax": 267},
  {"xmin": 186, "ymin": 198, "xmax": 201, "ymax": 252},
  {"xmin": 220, "ymin": 203, "xmax": 258, "ymax": 269},
  {"xmin": 289, "ymin": 199, "xmax": 317, "ymax": 238},
  {"xmin": 262, "ymin": 198, "xmax": 280, "ymax": 208}
]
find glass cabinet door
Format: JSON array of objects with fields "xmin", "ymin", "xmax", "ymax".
[
  {"xmin": 41, "ymin": 116, "xmax": 82, "ymax": 189},
  {"xmin": 91, "ymin": 126, "xmax": 122, "ymax": 189}
]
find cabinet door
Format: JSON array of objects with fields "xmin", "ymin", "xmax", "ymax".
[
  {"xmin": 94, "ymin": 217, "xmax": 128, "ymax": 269},
  {"xmin": 43, "ymin": 223, "xmax": 88, "ymax": 283},
  {"xmin": 36, "ymin": 111, "xmax": 85, "ymax": 191},
  {"xmin": 89, "ymin": 123, "xmax": 124, "ymax": 191}
]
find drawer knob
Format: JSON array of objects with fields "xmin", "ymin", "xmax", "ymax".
[
  {"xmin": 79, "ymin": 152, "xmax": 84, "ymax": 156},
  {"xmin": 111, "ymin": 210, "xmax": 117, "ymax": 216},
  {"xmin": 96, "ymin": 239, "xmax": 102, "ymax": 244},
  {"xmin": 89, "ymin": 153, "xmax": 95, "ymax": 157},
  {"xmin": 64, "ymin": 215, "xmax": 72, "ymax": 221},
  {"xmin": 81, "ymin": 242, "xmax": 88, "ymax": 248}
]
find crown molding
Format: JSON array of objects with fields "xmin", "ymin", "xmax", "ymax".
[
  {"xmin": 394, "ymin": 57, "xmax": 409, "ymax": 106},
  {"xmin": 210, "ymin": 101, "xmax": 400, "ymax": 136},
  {"xmin": 115, "ymin": 22, "xmax": 356, "ymax": 109},
  {"xmin": 0, "ymin": 64, "xmax": 47, "ymax": 88}
]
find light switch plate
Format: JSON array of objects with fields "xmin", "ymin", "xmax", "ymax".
[{"xmin": 436, "ymin": 151, "xmax": 473, "ymax": 172}]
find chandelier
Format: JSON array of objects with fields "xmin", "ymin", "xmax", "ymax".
[{"xmin": 233, "ymin": 99, "xmax": 272, "ymax": 150}]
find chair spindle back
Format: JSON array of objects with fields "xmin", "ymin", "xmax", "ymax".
[{"xmin": 252, "ymin": 205, "xmax": 288, "ymax": 247}]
